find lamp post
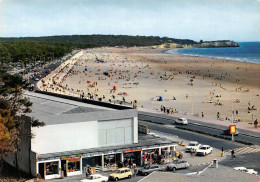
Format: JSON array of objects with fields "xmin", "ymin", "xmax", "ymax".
[{"xmin": 220, "ymin": 86, "xmax": 234, "ymax": 141}]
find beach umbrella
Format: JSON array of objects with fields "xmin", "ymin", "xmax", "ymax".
[
  {"xmin": 113, "ymin": 86, "xmax": 117, "ymax": 90},
  {"xmin": 87, "ymin": 80, "xmax": 91, "ymax": 83}
]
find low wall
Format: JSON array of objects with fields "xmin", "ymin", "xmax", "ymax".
[{"xmin": 35, "ymin": 90, "xmax": 133, "ymax": 110}]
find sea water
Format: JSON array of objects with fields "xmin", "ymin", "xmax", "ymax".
[{"xmin": 167, "ymin": 42, "xmax": 260, "ymax": 64}]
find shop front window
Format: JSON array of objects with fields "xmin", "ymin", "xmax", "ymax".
[
  {"xmin": 46, "ymin": 161, "xmax": 59, "ymax": 175},
  {"xmin": 68, "ymin": 159, "xmax": 80, "ymax": 172},
  {"xmin": 104, "ymin": 154, "xmax": 120, "ymax": 169}
]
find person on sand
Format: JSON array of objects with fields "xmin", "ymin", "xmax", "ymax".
[
  {"xmin": 217, "ymin": 112, "xmax": 220, "ymax": 119},
  {"xmin": 202, "ymin": 112, "xmax": 204, "ymax": 118}
]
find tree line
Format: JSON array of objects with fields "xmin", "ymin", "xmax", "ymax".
[
  {"xmin": 0, "ymin": 35, "xmax": 197, "ymax": 71},
  {"xmin": 0, "ymin": 34, "xmax": 196, "ymax": 48},
  {"xmin": 0, "ymin": 42, "xmax": 83, "ymax": 70}
]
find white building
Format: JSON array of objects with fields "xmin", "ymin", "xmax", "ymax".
[{"xmin": 3, "ymin": 91, "xmax": 176, "ymax": 180}]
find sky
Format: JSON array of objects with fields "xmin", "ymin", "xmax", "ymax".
[{"xmin": 0, "ymin": 0, "xmax": 260, "ymax": 41}]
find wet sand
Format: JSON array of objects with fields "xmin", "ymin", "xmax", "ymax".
[{"xmin": 37, "ymin": 47, "xmax": 260, "ymax": 126}]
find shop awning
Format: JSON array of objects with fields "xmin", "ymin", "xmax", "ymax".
[{"xmin": 37, "ymin": 134, "xmax": 178, "ymax": 162}]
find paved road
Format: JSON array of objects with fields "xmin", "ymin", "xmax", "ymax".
[
  {"xmin": 219, "ymin": 152, "xmax": 260, "ymax": 173},
  {"xmin": 140, "ymin": 120, "xmax": 260, "ymax": 173},
  {"xmin": 140, "ymin": 121, "xmax": 245, "ymax": 151},
  {"xmin": 28, "ymin": 51, "xmax": 80, "ymax": 89},
  {"xmin": 139, "ymin": 112, "xmax": 260, "ymax": 145}
]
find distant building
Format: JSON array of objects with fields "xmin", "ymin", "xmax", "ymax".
[{"xmin": 3, "ymin": 92, "xmax": 177, "ymax": 179}]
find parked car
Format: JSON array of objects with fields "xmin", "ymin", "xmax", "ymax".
[
  {"xmin": 80, "ymin": 174, "xmax": 109, "ymax": 182},
  {"xmin": 109, "ymin": 168, "xmax": 132, "ymax": 181},
  {"xmin": 166, "ymin": 160, "xmax": 190, "ymax": 171},
  {"xmin": 185, "ymin": 141, "xmax": 201, "ymax": 152},
  {"xmin": 138, "ymin": 164, "xmax": 164, "ymax": 176},
  {"xmin": 175, "ymin": 118, "xmax": 188, "ymax": 125},
  {"xmin": 234, "ymin": 167, "xmax": 258, "ymax": 175},
  {"xmin": 196, "ymin": 145, "xmax": 213, "ymax": 156},
  {"xmin": 223, "ymin": 128, "xmax": 239, "ymax": 135}
]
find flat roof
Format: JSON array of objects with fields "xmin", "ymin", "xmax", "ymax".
[
  {"xmin": 24, "ymin": 92, "xmax": 138, "ymax": 125},
  {"xmin": 24, "ymin": 91, "xmax": 114, "ymax": 118},
  {"xmin": 37, "ymin": 134, "xmax": 178, "ymax": 161}
]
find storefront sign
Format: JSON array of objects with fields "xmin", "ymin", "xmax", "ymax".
[
  {"xmin": 123, "ymin": 149, "xmax": 142, "ymax": 153},
  {"xmin": 68, "ymin": 159, "xmax": 80, "ymax": 162},
  {"xmin": 60, "ymin": 156, "xmax": 81, "ymax": 160}
]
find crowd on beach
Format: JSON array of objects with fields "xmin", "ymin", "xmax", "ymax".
[{"xmin": 37, "ymin": 48, "xmax": 259, "ymax": 126}]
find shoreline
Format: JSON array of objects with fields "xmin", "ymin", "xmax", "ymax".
[
  {"xmin": 37, "ymin": 47, "xmax": 260, "ymax": 129},
  {"xmin": 166, "ymin": 51, "xmax": 260, "ymax": 65},
  {"xmin": 165, "ymin": 44, "xmax": 260, "ymax": 65}
]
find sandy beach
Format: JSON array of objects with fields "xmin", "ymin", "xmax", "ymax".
[{"xmin": 37, "ymin": 47, "xmax": 260, "ymax": 128}]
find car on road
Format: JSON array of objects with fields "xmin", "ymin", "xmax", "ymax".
[
  {"xmin": 80, "ymin": 174, "xmax": 108, "ymax": 182},
  {"xmin": 196, "ymin": 145, "xmax": 213, "ymax": 156},
  {"xmin": 175, "ymin": 118, "xmax": 188, "ymax": 125},
  {"xmin": 109, "ymin": 168, "xmax": 132, "ymax": 181},
  {"xmin": 234, "ymin": 167, "xmax": 258, "ymax": 175},
  {"xmin": 138, "ymin": 164, "xmax": 164, "ymax": 176},
  {"xmin": 185, "ymin": 141, "xmax": 201, "ymax": 152},
  {"xmin": 223, "ymin": 128, "xmax": 239, "ymax": 136},
  {"xmin": 166, "ymin": 160, "xmax": 190, "ymax": 171}
]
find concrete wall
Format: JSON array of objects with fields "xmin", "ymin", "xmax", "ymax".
[
  {"xmin": 35, "ymin": 90, "xmax": 133, "ymax": 110},
  {"xmin": 134, "ymin": 117, "xmax": 138, "ymax": 143},
  {"xmin": 31, "ymin": 121, "xmax": 98, "ymax": 154},
  {"xmin": 30, "ymin": 151, "xmax": 37, "ymax": 177},
  {"xmin": 3, "ymin": 116, "xmax": 36, "ymax": 176}
]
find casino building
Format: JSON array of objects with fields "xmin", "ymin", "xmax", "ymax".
[{"xmin": 3, "ymin": 92, "xmax": 177, "ymax": 179}]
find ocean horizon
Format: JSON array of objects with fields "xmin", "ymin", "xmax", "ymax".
[{"xmin": 166, "ymin": 42, "xmax": 260, "ymax": 64}]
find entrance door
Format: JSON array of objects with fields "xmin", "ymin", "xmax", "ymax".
[
  {"xmin": 38, "ymin": 163, "xmax": 44, "ymax": 179},
  {"xmin": 61, "ymin": 160, "xmax": 67, "ymax": 177}
]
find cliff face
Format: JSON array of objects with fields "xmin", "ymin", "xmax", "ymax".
[
  {"xmin": 153, "ymin": 41, "xmax": 239, "ymax": 49},
  {"xmin": 192, "ymin": 41, "xmax": 239, "ymax": 48}
]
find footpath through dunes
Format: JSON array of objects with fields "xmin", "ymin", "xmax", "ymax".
[{"xmin": 37, "ymin": 47, "xmax": 260, "ymax": 130}]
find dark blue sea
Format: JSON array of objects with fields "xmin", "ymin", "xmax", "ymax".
[{"xmin": 167, "ymin": 42, "xmax": 260, "ymax": 64}]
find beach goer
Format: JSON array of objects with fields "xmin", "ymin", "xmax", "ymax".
[
  {"xmin": 254, "ymin": 119, "xmax": 258, "ymax": 128},
  {"xmin": 217, "ymin": 112, "xmax": 220, "ymax": 119},
  {"xmin": 202, "ymin": 112, "xmax": 204, "ymax": 118}
]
